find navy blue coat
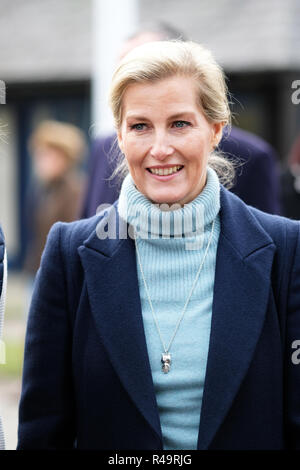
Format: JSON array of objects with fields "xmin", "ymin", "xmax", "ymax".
[{"xmin": 18, "ymin": 186, "xmax": 300, "ymax": 450}]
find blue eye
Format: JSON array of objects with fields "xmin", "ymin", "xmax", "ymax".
[
  {"xmin": 173, "ymin": 120, "xmax": 191, "ymax": 128},
  {"xmin": 131, "ymin": 123, "xmax": 146, "ymax": 131}
]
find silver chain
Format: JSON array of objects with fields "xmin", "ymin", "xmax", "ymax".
[{"xmin": 134, "ymin": 218, "xmax": 215, "ymax": 355}]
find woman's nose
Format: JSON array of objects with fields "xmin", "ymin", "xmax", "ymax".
[{"xmin": 150, "ymin": 132, "xmax": 174, "ymax": 160}]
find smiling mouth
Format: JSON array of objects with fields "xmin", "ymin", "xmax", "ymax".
[{"xmin": 147, "ymin": 165, "xmax": 184, "ymax": 176}]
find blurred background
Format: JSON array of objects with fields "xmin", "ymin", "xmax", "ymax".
[{"xmin": 1, "ymin": 0, "xmax": 300, "ymax": 449}]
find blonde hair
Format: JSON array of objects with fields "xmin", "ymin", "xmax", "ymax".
[
  {"xmin": 29, "ymin": 120, "xmax": 86, "ymax": 165},
  {"xmin": 109, "ymin": 40, "xmax": 235, "ymax": 188}
]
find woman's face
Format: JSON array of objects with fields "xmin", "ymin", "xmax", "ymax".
[{"xmin": 118, "ymin": 75, "xmax": 223, "ymax": 206}]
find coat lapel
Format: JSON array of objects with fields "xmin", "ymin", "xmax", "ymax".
[
  {"xmin": 78, "ymin": 205, "xmax": 162, "ymax": 445},
  {"xmin": 197, "ymin": 188, "xmax": 276, "ymax": 449}
]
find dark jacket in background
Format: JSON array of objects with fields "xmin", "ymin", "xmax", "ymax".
[
  {"xmin": 221, "ymin": 126, "xmax": 281, "ymax": 214},
  {"xmin": 80, "ymin": 126, "xmax": 281, "ymax": 218}
]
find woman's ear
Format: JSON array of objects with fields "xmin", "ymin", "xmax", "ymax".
[{"xmin": 212, "ymin": 122, "xmax": 225, "ymax": 148}]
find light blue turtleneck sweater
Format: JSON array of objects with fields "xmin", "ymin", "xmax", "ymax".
[{"xmin": 118, "ymin": 167, "xmax": 221, "ymax": 450}]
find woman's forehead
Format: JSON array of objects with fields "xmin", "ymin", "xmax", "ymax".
[{"xmin": 121, "ymin": 76, "xmax": 199, "ymax": 116}]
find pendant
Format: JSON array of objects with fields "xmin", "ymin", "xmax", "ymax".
[{"xmin": 161, "ymin": 353, "xmax": 171, "ymax": 373}]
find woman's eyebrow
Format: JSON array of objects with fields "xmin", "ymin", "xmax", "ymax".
[
  {"xmin": 168, "ymin": 111, "xmax": 196, "ymax": 120},
  {"xmin": 125, "ymin": 111, "xmax": 196, "ymax": 121},
  {"xmin": 125, "ymin": 114, "xmax": 149, "ymax": 121}
]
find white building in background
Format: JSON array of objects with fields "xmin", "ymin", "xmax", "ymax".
[
  {"xmin": 0, "ymin": 0, "xmax": 300, "ymax": 265},
  {"xmin": 1, "ymin": 0, "xmax": 300, "ymax": 80}
]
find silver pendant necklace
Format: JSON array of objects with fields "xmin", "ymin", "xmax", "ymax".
[{"xmin": 134, "ymin": 218, "xmax": 215, "ymax": 374}]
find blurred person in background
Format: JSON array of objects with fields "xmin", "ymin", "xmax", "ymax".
[
  {"xmin": 0, "ymin": 225, "xmax": 7, "ymax": 450},
  {"xmin": 23, "ymin": 120, "xmax": 86, "ymax": 276},
  {"xmin": 18, "ymin": 40, "xmax": 300, "ymax": 450},
  {"xmin": 280, "ymin": 132, "xmax": 300, "ymax": 219},
  {"xmin": 80, "ymin": 24, "xmax": 280, "ymax": 219}
]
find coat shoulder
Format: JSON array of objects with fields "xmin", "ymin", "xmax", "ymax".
[
  {"xmin": 245, "ymin": 199, "xmax": 300, "ymax": 263},
  {"xmin": 222, "ymin": 186, "xmax": 299, "ymax": 237},
  {"xmin": 220, "ymin": 186, "xmax": 300, "ymax": 257},
  {"xmin": 51, "ymin": 213, "xmax": 105, "ymax": 255},
  {"xmin": 247, "ymin": 204, "xmax": 300, "ymax": 245},
  {"xmin": 47, "ymin": 201, "xmax": 118, "ymax": 259}
]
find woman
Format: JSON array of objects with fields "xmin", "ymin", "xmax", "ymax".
[
  {"xmin": 18, "ymin": 41, "xmax": 300, "ymax": 450},
  {"xmin": 24, "ymin": 120, "xmax": 86, "ymax": 275}
]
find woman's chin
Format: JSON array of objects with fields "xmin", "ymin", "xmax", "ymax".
[{"xmin": 147, "ymin": 193, "xmax": 186, "ymax": 207}]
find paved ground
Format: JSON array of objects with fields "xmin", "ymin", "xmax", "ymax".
[{"xmin": 1, "ymin": 378, "xmax": 21, "ymax": 449}]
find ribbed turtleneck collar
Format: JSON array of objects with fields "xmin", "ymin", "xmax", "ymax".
[{"xmin": 118, "ymin": 167, "xmax": 220, "ymax": 239}]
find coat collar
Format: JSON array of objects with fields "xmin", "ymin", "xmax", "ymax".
[{"xmin": 78, "ymin": 188, "xmax": 276, "ymax": 449}]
